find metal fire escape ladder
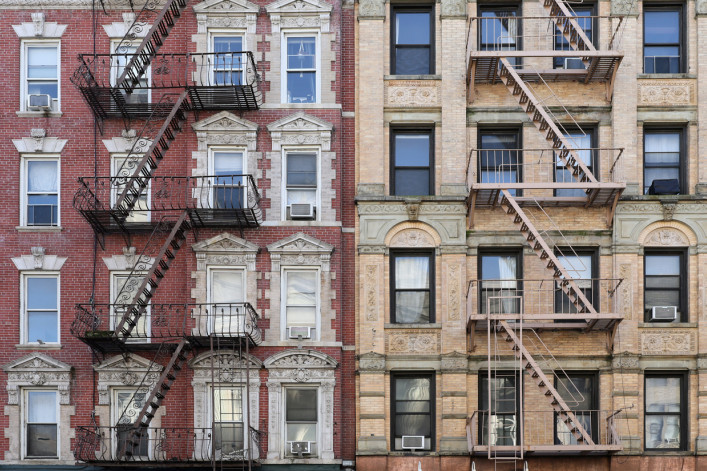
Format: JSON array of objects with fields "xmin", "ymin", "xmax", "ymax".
[
  {"xmin": 541, "ymin": 0, "xmax": 596, "ymax": 70},
  {"xmin": 499, "ymin": 189, "xmax": 598, "ymax": 318},
  {"xmin": 113, "ymin": 210, "xmax": 192, "ymax": 340},
  {"xmin": 113, "ymin": 91, "xmax": 190, "ymax": 222},
  {"xmin": 115, "ymin": 0, "xmax": 189, "ymax": 94},
  {"xmin": 498, "ymin": 320, "xmax": 594, "ymax": 445}
]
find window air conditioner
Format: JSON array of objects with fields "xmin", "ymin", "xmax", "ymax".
[
  {"xmin": 289, "ymin": 441, "xmax": 312, "ymax": 455},
  {"xmin": 27, "ymin": 94, "xmax": 51, "ymax": 110},
  {"xmin": 288, "ymin": 326, "xmax": 312, "ymax": 339},
  {"xmin": 401, "ymin": 435, "xmax": 425, "ymax": 450},
  {"xmin": 290, "ymin": 203, "xmax": 314, "ymax": 219},
  {"xmin": 564, "ymin": 57, "xmax": 584, "ymax": 69},
  {"xmin": 651, "ymin": 306, "xmax": 677, "ymax": 321}
]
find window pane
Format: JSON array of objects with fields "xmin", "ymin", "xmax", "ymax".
[
  {"xmin": 394, "ymin": 48, "xmax": 430, "ymax": 75},
  {"xmin": 395, "ymin": 135, "xmax": 430, "ymax": 167},
  {"xmin": 27, "ymin": 47, "xmax": 57, "ymax": 78},
  {"xmin": 287, "ymin": 154, "xmax": 317, "ymax": 186},
  {"xmin": 645, "ymin": 290, "xmax": 680, "ymax": 307},
  {"xmin": 646, "ymin": 377, "xmax": 681, "ymax": 411},
  {"xmin": 287, "ymin": 389, "xmax": 317, "ymax": 421},
  {"xmin": 287, "ymin": 72, "xmax": 316, "ymax": 103},
  {"xmin": 27, "ymin": 278, "xmax": 57, "ymax": 309},
  {"xmin": 287, "ymin": 423, "xmax": 317, "ymax": 441},
  {"xmin": 214, "ymin": 36, "xmax": 243, "ymax": 53},
  {"xmin": 645, "ymin": 11, "xmax": 680, "ymax": 44},
  {"xmin": 287, "ymin": 189, "xmax": 316, "ymax": 205},
  {"xmin": 214, "ymin": 152, "xmax": 243, "ymax": 176},
  {"xmin": 645, "ymin": 276, "xmax": 680, "ymax": 289},
  {"xmin": 395, "ymin": 257, "xmax": 430, "ymax": 289},
  {"xmin": 214, "ymin": 388, "xmax": 243, "ymax": 422},
  {"xmin": 646, "ymin": 255, "xmax": 680, "ymax": 275},
  {"xmin": 395, "ymin": 414, "xmax": 431, "ymax": 435},
  {"xmin": 557, "ymin": 254, "xmax": 592, "ymax": 280},
  {"xmin": 212, "ymin": 271, "xmax": 243, "ymax": 304},
  {"xmin": 557, "ymin": 376, "xmax": 593, "ymax": 410},
  {"xmin": 396, "ymin": 378, "xmax": 430, "ymax": 400},
  {"xmin": 28, "ymin": 82, "xmax": 58, "ymax": 98},
  {"xmin": 481, "ymin": 256, "xmax": 517, "ymax": 280},
  {"xmin": 27, "ymin": 161, "xmax": 58, "ymax": 193},
  {"xmin": 28, "ymin": 312, "xmax": 58, "ymax": 343},
  {"xmin": 646, "ymin": 132, "xmax": 680, "ymax": 152},
  {"xmin": 396, "ymin": 12, "xmax": 430, "ymax": 45},
  {"xmin": 394, "ymin": 169, "xmax": 430, "ymax": 196},
  {"xmin": 286, "ymin": 306, "xmax": 316, "ymax": 325},
  {"xmin": 395, "ymin": 292, "xmax": 430, "ymax": 323},
  {"xmin": 28, "ymin": 391, "xmax": 56, "ymax": 422},
  {"xmin": 286, "ymin": 272, "xmax": 317, "ymax": 305},
  {"xmin": 214, "ymin": 423, "xmax": 244, "ymax": 454},
  {"xmin": 287, "ymin": 37, "xmax": 316, "ymax": 69},
  {"xmin": 646, "ymin": 415, "xmax": 680, "ymax": 449},
  {"xmin": 27, "ymin": 424, "xmax": 57, "ymax": 457}
]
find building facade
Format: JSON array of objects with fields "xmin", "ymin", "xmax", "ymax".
[
  {"xmin": 0, "ymin": 0, "xmax": 355, "ymax": 469},
  {"xmin": 355, "ymin": 0, "xmax": 707, "ymax": 470}
]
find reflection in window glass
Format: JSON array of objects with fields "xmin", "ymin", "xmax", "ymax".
[
  {"xmin": 26, "ymin": 45, "xmax": 58, "ymax": 99},
  {"xmin": 286, "ymin": 37, "xmax": 316, "ymax": 103},
  {"xmin": 26, "ymin": 391, "xmax": 58, "ymax": 457},
  {"xmin": 26, "ymin": 160, "xmax": 58, "ymax": 226},
  {"xmin": 644, "ymin": 131, "xmax": 681, "ymax": 194},
  {"xmin": 393, "ymin": 10, "xmax": 432, "ymax": 75},
  {"xmin": 393, "ymin": 254, "xmax": 432, "ymax": 323},
  {"xmin": 645, "ymin": 253, "xmax": 682, "ymax": 321},
  {"xmin": 393, "ymin": 376, "xmax": 432, "ymax": 450},
  {"xmin": 25, "ymin": 276, "xmax": 58, "ymax": 343},
  {"xmin": 644, "ymin": 9, "xmax": 681, "ymax": 73},
  {"xmin": 645, "ymin": 375, "xmax": 683, "ymax": 450},
  {"xmin": 393, "ymin": 131, "xmax": 432, "ymax": 196}
]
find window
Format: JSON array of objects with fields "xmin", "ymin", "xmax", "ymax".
[
  {"xmin": 392, "ymin": 374, "xmax": 434, "ymax": 451},
  {"xmin": 113, "ymin": 390, "xmax": 148, "ymax": 458},
  {"xmin": 554, "ymin": 373, "xmax": 598, "ymax": 445},
  {"xmin": 111, "ymin": 42, "xmax": 149, "ymax": 104},
  {"xmin": 209, "ymin": 268, "xmax": 245, "ymax": 335},
  {"xmin": 554, "ymin": 6, "xmax": 594, "ymax": 69},
  {"xmin": 644, "ymin": 6, "xmax": 683, "ymax": 74},
  {"xmin": 284, "ymin": 35, "xmax": 317, "ymax": 103},
  {"xmin": 285, "ymin": 388, "xmax": 318, "ymax": 457},
  {"xmin": 554, "ymin": 248, "xmax": 598, "ymax": 316},
  {"xmin": 22, "ymin": 274, "xmax": 59, "ymax": 344},
  {"xmin": 211, "ymin": 150, "xmax": 245, "ymax": 210},
  {"xmin": 479, "ymin": 129, "xmax": 521, "ymax": 195},
  {"xmin": 22, "ymin": 157, "xmax": 59, "ymax": 226},
  {"xmin": 112, "ymin": 156, "xmax": 150, "ymax": 223},
  {"xmin": 644, "ymin": 251, "xmax": 686, "ymax": 322},
  {"xmin": 212, "ymin": 35, "xmax": 245, "ymax": 85},
  {"xmin": 645, "ymin": 373, "xmax": 686, "ymax": 450},
  {"xmin": 283, "ymin": 269, "xmax": 319, "ymax": 335},
  {"xmin": 284, "ymin": 151, "xmax": 317, "ymax": 219},
  {"xmin": 213, "ymin": 386, "xmax": 245, "ymax": 457},
  {"xmin": 22, "ymin": 42, "xmax": 59, "ymax": 111},
  {"xmin": 111, "ymin": 273, "xmax": 150, "ymax": 341},
  {"xmin": 24, "ymin": 390, "xmax": 58, "ymax": 458},
  {"xmin": 391, "ymin": 129, "xmax": 433, "ymax": 196},
  {"xmin": 391, "ymin": 251, "xmax": 434, "ymax": 323},
  {"xmin": 479, "ymin": 251, "xmax": 520, "ymax": 314},
  {"xmin": 479, "ymin": 372, "xmax": 518, "ymax": 446},
  {"xmin": 391, "ymin": 6, "xmax": 434, "ymax": 75},
  {"xmin": 479, "ymin": 6, "xmax": 520, "ymax": 67},
  {"xmin": 555, "ymin": 130, "xmax": 594, "ymax": 197},
  {"xmin": 644, "ymin": 129, "xmax": 683, "ymax": 194}
]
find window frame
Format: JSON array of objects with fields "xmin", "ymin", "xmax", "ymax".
[
  {"xmin": 110, "ymin": 39, "xmax": 151, "ymax": 103},
  {"xmin": 478, "ymin": 370, "xmax": 519, "ymax": 447},
  {"xmin": 208, "ymin": 147, "xmax": 247, "ymax": 211},
  {"xmin": 554, "ymin": 127, "xmax": 597, "ymax": 197},
  {"xmin": 644, "ymin": 372, "xmax": 687, "ymax": 451},
  {"xmin": 390, "ymin": 250, "xmax": 435, "ymax": 324},
  {"xmin": 283, "ymin": 385, "xmax": 320, "ymax": 457},
  {"xmin": 281, "ymin": 31, "xmax": 320, "ymax": 104},
  {"xmin": 282, "ymin": 148, "xmax": 320, "ymax": 221},
  {"xmin": 478, "ymin": 5, "xmax": 522, "ymax": 68},
  {"xmin": 478, "ymin": 249, "xmax": 522, "ymax": 315},
  {"xmin": 643, "ymin": 249, "xmax": 687, "ymax": 323},
  {"xmin": 643, "ymin": 4, "xmax": 685, "ymax": 74},
  {"xmin": 478, "ymin": 127, "xmax": 522, "ymax": 196},
  {"xmin": 391, "ymin": 372, "xmax": 435, "ymax": 451},
  {"xmin": 281, "ymin": 266, "xmax": 321, "ymax": 340},
  {"xmin": 553, "ymin": 247, "xmax": 599, "ymax": 317},
  {"xmin": 111, "ymin": 155, "xmax": 151, "ymax": 223},
  {"xmin": 111, "ymin": 388, "xmax": 152, "ymax": 459},
  {"xmin": 553, "ymin": 3, "xmax": 596, "ymax": 69},
  {"xmin": 21, "ymin": 272, "xmax": 60, "ymax": 345},
  {"xmin": 390, "ymin": 127, "xmax": 435, "ymax": 197},
  {"xmin": 20, "ymin": 155, "xmax": 60, "ymax": 227},
  {"xmin": 22, "ymin": 388, "xmax": 59, "ymax": 459},
  {"xmin": 209, "ymin": 31, "xmax": 246, "ymax": 86},
  {"xmin": 643, "ymin": 126, "xmax": 686, "ymax": 195},
  {"xmin": 110, "ymin": 271, "xmax": 151, "ymax": 342},
  {"xmin": 390, "ymin": 5, "xmax": 435, "ymax": 75},
  {"xmin": 21, "ymin": 40, "xmax": 60, "ymax": 112},
  {"xmin": 207, "ymin": 266, "xmax": 247, "ymax": 336},
  {"xmin": 553, "ymin": 372, "xmax": 599, "ymax": 445},
  {"xmin": 210, "ymin": 384, "xmax": 248, "ymax": 457}
]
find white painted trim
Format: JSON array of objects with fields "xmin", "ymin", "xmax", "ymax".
[
  {"xmin": 20, "ymin": 40, "xmax": 60, "ymax": 112},
  {"xmin": 19, "ymin": 155, "xmax": 60, "ymax": 228},
  {"xmin": 280, "ymin": 267, "xmax": 321, "ymax": 341},
  {"xmin": 281, "ymin": 31, "xmax": 321, "ymax": 104},
  {"xmin": 22, "ymin": 388, "xmax": 59, "ymax": 460},
  {"xmin": 281, "ymin": 147, "xmax": 321, "ymax": 222},
  {"xmin": 110, "ymin": 271, "xmax": 151, "ymax": 343},
  {"xmin": 111, "ymin": 155, "xmax": 152, "ymax": 223},
  {"xmin": 20, "ymin": 272, "xmax": 60, "ymax": 346},
  {"xmin": 282, "ymin": 385, "xmax": 320, "ymax": 458},
  {"xmin": 110, "ymin": 388, "xmax": 154, "ymax": 459}
]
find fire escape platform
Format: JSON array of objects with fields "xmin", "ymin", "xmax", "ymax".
[
  {"xmin": 470, "ymin": 444, "xmax": 622, "ymax": 455},
  {"xmin": 467, "ymin": 313, "xmax": 622, "ymax": 331},
  {"xmin": 470, "ymin": 183, "xmax": 624, "ymax": 209}
]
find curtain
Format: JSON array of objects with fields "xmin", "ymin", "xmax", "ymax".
[
  {"xmin": 28, "ymin": 161, "xmax": 57, "ymax": 193},
  {"xmin": 395, "ymin": 257, "xmax": 430, "ymax": 323},
  {"xmin": 286, "ymin": 272, "xmax": 317, "ymax": 326},
  {"xmin": 498, "ymin": 256, "xmax": 517, "ymax": 314}
]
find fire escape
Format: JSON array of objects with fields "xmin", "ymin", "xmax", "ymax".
[
  {"xmin": 70, "ymin": 0, "xmax": 264, "ymax": 467},
  {"xmin": 465, "ymin": 0, "xmax": 626, "ymax": 459}
]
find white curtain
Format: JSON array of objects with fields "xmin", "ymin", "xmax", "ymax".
[
  {"xmin": 28, "ymin": 161, "xmax": 57, "ymax": 193},
  {"xmin": 498, "ymin": 257, "xmax": 517, "ymax": 314}
]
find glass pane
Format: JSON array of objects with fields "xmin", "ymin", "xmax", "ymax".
[
  {"xmin": 394, "ymin": 48, "xmax": 430, "ymax": 75},
  {"xmin": 27, "ymin": 47, "xmax": 57, "ymax": 78},
  {"xmin": 286, "ymin": 271, "xmax": 317, "ymax": 305},
  {"xmin": 286, "ymin": 306, "xmax": 316, "ymax": 325},
  {"xmin": 395, "ymin": 414, "xmax": 431, "ymax": 436},
  {"xmin": 214, "ymin": 36, "xmax": 243, "ymax": 53},
  {"xmin": 27, "ymin": 424, "xmax": 57, "ymax": 457},
  {"xmin": 287, "ymin": 72, "xmax": 316, "ymax": 103},
  {"xmin": 214, "ymin": 422, "xmax": 244, "ymax": 454},
  {"xmin": 395, "ymin": 256, "xmax": 430, "ymax": 289},
  {"xmin": 395, "ymin": 135, "xmax": 430, "ymax": 167},
  {"xmin": 28, "ymin": 391, "xmax": 57, "ymax": 422},
  {"xmin": 557, "ymin": 254, "xmax": 592, "ymax": 280},
  {"xmin": 287, "ymin": 37, "xmax": 316, "ymax": 69},
  {"xmin": 395, "ymin": 400, "xmax": 431, "ymax": 413},
  {"xmin": 214, "ymin": 152, "xmax": 243, "ymax": 176},
  {"xmin": 395, "ymin": 292, "xmax": 430, "ymax": 323},
  {"xmin": 481, "ymin": 256, "xmax": 517, "ymax": 280},
  {"xmin": 27, "ymin": 161, "xmax": 58, "ymax": 193},
  {"xmin": 396, "ymin": 12, "xmax": 430, "ymax": 45},
  {"xmin": 28, "ymin": 82, "xmax": 58, "ymax": 98},
  {"xmin": 214, "ymin": 388, "xmax": 243, "ymax": 422},
  {"xmin": 480, "ymin": 12, "xmax": 518, "ymax": 49},
  {"xmin": 27, "ymin": 195, "xmax": 58, "ymax": 225},
  {"xmin": 396, "ymin": 378, "xmax": 430, "ymax": 400},
  {"xmin": 646, "ymin": 415, "xmax": 681, "ymax": 449},
  {"xmin": 286, "ymin": 423, "xmax": 317, "ymax": 441},
  {"xmin": 116, "ymin": 391, "xmax": 146, "ymax": 425},
  {"xmin": 645, "ymin": 133, "xmax": 680, "ymax": 154},
  {"xmin": 557, "ymin": 376, "xmax": 593, "ymax": 409},
  {"xmin": 644, "ymin": 168, "xmax": 680, "ymax": 191},
  {"xmin": 480, "ymin": 376, "xmax": 516, "ymax": 412},
  {"xmin": 26, "ymin": 277, "xmax": 57, "ymax": 309},
  {"xmin": 646, "ymin": 276, "xmax": 680, "ymax": 289},
  {"xmin": 287, "ymin": 189, "xmax": 316, "ymax": 205},
  {"xmin": 481, "ymin": 133, "xmax": 518, "ymax": 150},
  {"xmin": 480, "ymin": 149, "xmax": 519, "ymax": 169},
  {"xmin": 212, "ymin": 270, "xmax": 243, "ymax": 304},
  {"xmin": 645, "ymin": 11, "xmax": 680, "ymax": 44},
  {"xmin": 646, "ymin": 377, "xmax": 681, "ymax": 411},
  {"xmin": 286, "ymin": 389, "xmax": 317, "ymax": 421},
  {"xmin": 287, "ymin": 154, "xmax": 317, "ymax": 186},
  {"xmin": 646, "ymin": 255, "xmax": 680, "ymax": 275},
  {"xmin": 394, "ymin": 169, "xmax": 430, "ymax": 196},
  {"xmin": 645, "ymin": 290, "xmax": 680, "ymax": 307},
  {"xmin": 28, "ymin": 312, "xmax": 58, "ymax": 343}
]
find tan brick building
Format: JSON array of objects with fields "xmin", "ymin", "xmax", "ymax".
[{"xmin": 355, "ymin": 0, "xmax": 707, "ymax": 469}]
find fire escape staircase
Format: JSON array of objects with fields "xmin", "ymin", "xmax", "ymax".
[{"xmin": 541, "ymin": 0, "xmax": 595, "ymax": 71}]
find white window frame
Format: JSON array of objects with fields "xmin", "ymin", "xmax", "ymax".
[
  {"xmin": 208, "ymin": 147, "xmax": 248, "ymax": 210},
  {"xmin": 20, "ymin": 155, "xmax": 60, "ymax": 227},
  {"xmin": 111, "ymin": 388, "xmax": 153, "ymax": 459},
  {"xmin": 21, "ymin": 272, "xmax": 60, "ymax": 345},
  {"xmin": 280, "ymin": 267, "xmax": 320, "ymax": 340},
  {"xmin": 110, "ymin": 271, "xmax": 151, "ymax": 342},
  {"xmin": 281, "ymin": 31, "xmax": 321, "ymax": 104},
  {"xmin": 209, "ymin": 31, "xmax": 247, "ymax": 86},
  {"xmin": 283, "ymin": 385, "xmax": 319, "ymax": 458},
  {"xmin": 110, "ymin": 40, "xmax": 151, "ymax": 103},
  {"xmin": 207, "ymin": 266, "xmax": 246, "ymax": 335},
  {"xmin": 281, "ymin": 148, "xmax": 320, "ymax": 221},
  {"xmin": 111, "ymin": 155, "xmax": 151, "ymax": 223},
  {"xmin": 209, "ymin": 384, "xmax": 249, "ymax": 458},
  {"xmin": 22, "ymin": 388, "xmax": 59, "ymax": 459},
  {"xmin": 21, "ymin": 40, "xmax": 60, "ymax": 112}
]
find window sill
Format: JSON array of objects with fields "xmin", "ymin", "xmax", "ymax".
[
  {"xmin": 637, "ymin": 73, "xmax": 694, "ymax": 79},
  {"xmin": 16, "ymin": 343, "xmax": 63, "ymax": 350},
  {"xmin": 16, "ymin": 225, "xmax": 63, "ymax": 232},
  {"xmin": 385, "ymin": 74, "xmax": 441, "ymax": 81},
  {"xmin": 16, "ymin": 110, "xmax": 63, "ymax": 118},
  {"xmin": 261, "ymin": 103, "xmax": 342, "ymax": 109},
  {"xmin": 385, "ymin": 323, "xmax": 441, "ymax": 329},
  {"xmin": 642, "ymin": 450, "xmax": 691, "ymax": 455},
  {"xmin": 639, "ymin": 322, "xmax": 695, "ymax": 328}
]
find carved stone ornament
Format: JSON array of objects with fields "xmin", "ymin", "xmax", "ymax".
[
  {"xmin": 12, "ymin": 129, "xmax": 67, "ymax": 154},
  {"xmin": 662, "ymin": 202, "xmax": 678, "ymax": 221},
  {"xmin": 447, "ymin": 264, "xmax": 462, "ymax": 321},
  {"xmin": 698, "ymin": 357, "xmax": 707, "ymax": 369},
  {"xmin": 12, "ymin": 246, "xmax": 67, "ymax": 271},
  {"xmin": 619, "ymin": 263, "xmax": 633, "ymax": 320},
  {"xmin": 12, "ymin": 13, "xmax": 67, "ymax": 38},
  {"xmin": 387, "ymin": 332, "xmax": 439, "ymax": 354},
  {"xmin": 192, "ymin": 233, "xmax": 259, "ymax": 271},
  {"xmin": 389, "ymin": 228, "xmax": 436, "ymax": 248},
  {"xmin": 364, "ymin": 264, "xmax": 379, "ymax": 321},
  {"xmin": 611, "ymin": 0, "xmax": 637, "ymax": 16},
  {"xmin": 405, "ymin": 202, "xmax": 420, "ymax": 221},
  {"xmin": 266, "ymin": 0, "xmax": 332, "ymax": 32},
  {"xmin": 267, "ymin": 112, "xmax": 333, "ymax": 151},
  {"xmin": 441, "ymin": 352, "xmax": 468, "ymax": 372},
  {"xmin": 385, "ymin": 81, "xmax": 441, "ymax": 107},
  {"xmin": 94, "ymin": 353, "xmax": 162, "ymax": 405},
  {"xmin": 441, "ymin": 0, "xmax": 466, "ymax": 17},
  {"xmin": 639, "ymin": 81, "xmax": 694, "ymax": 106},
  {"xmin": 698, "ymin": 0, "xmax": 707, "ymax": 15},
  {"xmin": 102, "ymin": 247, "xmax": 156, "ymax": 271},
  {"xmin": 102, "ymin": 130, "xmax": 152, "ymax": 154},
  {"xmin": 3, "ymin": 353, "xmax": 73, "ymax": 405},
  {"xmin": 358, "ymin": 353, "xmax": 385, "ymax": 372},
  {"xmin": 192, "ymin": 111, "xmax": 258, "ymax": 152},
  {"xmin": 194, "ymin": 0, "xmax": 258, "ymax": 34},
  {"xmin": 267, "ymin": 232, "xmax": 334, "ymax": 271},
  {"xmin": 640, "ymin": 331, "xmax": 695, "ymax": 355},
  {"xmin": 644, "ymin": 228, "xmax": 689, "ymax": 247},
  {"xmin": 102, "ymin": 13, "xmax": 148, "ymax": 38},
  {"xmin": 357, "ymin": 0, "xmax": 385, "ymax": 18},
  {"xmin": 611, "ymin": 354, "xmax": 640, "ymax": 370}
]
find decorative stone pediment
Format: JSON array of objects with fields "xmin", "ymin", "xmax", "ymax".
[
  {"xmin": 643, "ymin": 228, "xmax": 690, "ymax": 247},
  {"xmin": 441, "ymin": 352, "xmax": 468, "ymax": 372},
  {"xmin": 192, "ymin": 112, "xmax": 258, "ymax": 151},
  {"xmin": 190, "ymin": 351, "xmax": 262, "ymax": 380},
  {"xmin": 13, "ymin": 129, "xmax": 67, "ymax": 154},
  {"xmin": 102, "ymin": 13, "xmax": 148, "ymax": 38},
  {"xmin": 11, "ymin": 246, "xmax": 67, "ymax": 271},
  {"xmin": 265, "ymin": 350, "xmax": 337, "ymax": 382},
  {"xmin": 267, "ymin": 232, "xmax": 334, "ymax": 271},
  {"xmin": 102, "ymin": 129, "xmax": 152, "ymax": 154},
  {"xmin": 357, "ymin": 0, "xmax": 385, "ymax": 18},
  {"xmin": 13, "ymin": 13, "xmax": 67, "ymax": 38},
  {"xmin": 267, "ymin": 112, "xmax": 333, "ymax": 151},
  {"xmin": 103, "ymin": 247, "xmax": 156, "ymax": 271},
  {"xmin": 94, "ymin": 353, "xmax": 162, "ymax": 404},
  {"xmin": 195, "ymin": 0, "xmax": 259, "ymax": 13},
  {"xmin": 192, "ymin": 233, "xmax": 259, "ymax": 270},
  {"xmin": 3, "ymin": 353, "xmax": 72, "ymax": 405},
  {"xmin": 266, "ymin": 0, "xmax": 332, "ymax": 32},
  {"xmin": 358, "ymin": 352, "xmax": 385, "ymax": 372},
  {"xmin": 194, "ymin": 0, "xmax": 258, "ymax": 33}
]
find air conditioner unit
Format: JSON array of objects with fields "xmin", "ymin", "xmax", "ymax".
[
  {"xmin": 288, "ymin": 326, "xmax": 312, "ymax": 339},
  {"xmin": 564, "ymin": 57, "xmax": 585, "ymax": 70},
  {"xmin": 401, "ymin": 435, "xmax": 425, "ymax": 450},
  {"xmin": 289, "ymin": 441, "xmax": 312, "ymax": 455},
  {"xmin": 27, "ymin": 94, "xmax": 51, "ymax": 110},
  {"xmin": 651, "ymin": 306, "xmax": 677, "ymax": 321},
  {"xmin": 290, "ymin": 203, "xmax": 314, "ymax": 219}
]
